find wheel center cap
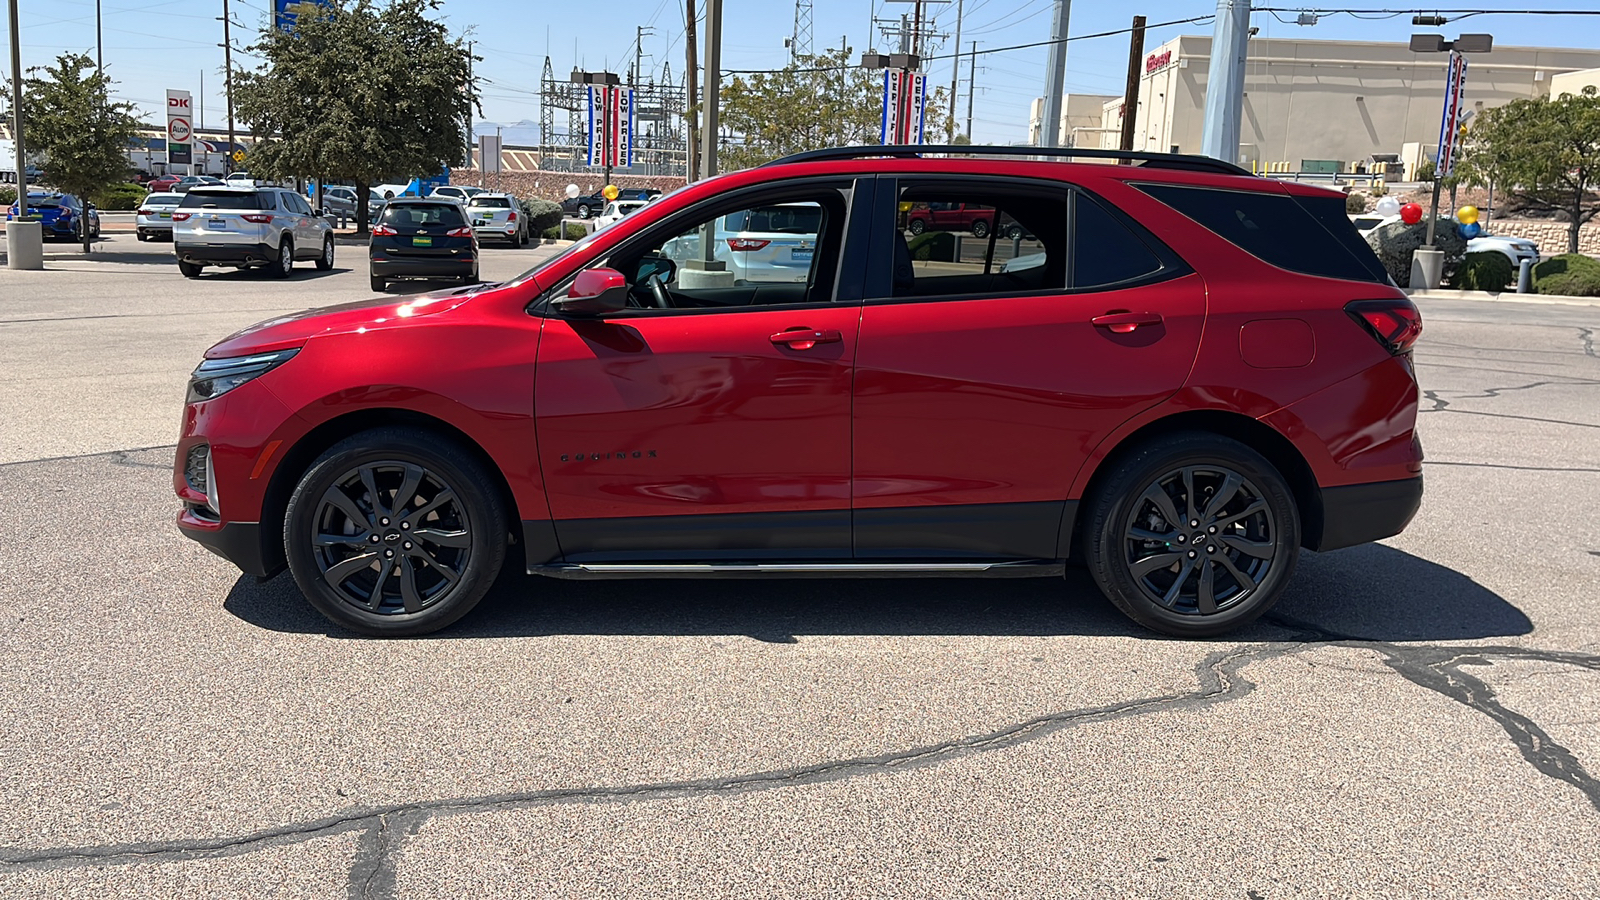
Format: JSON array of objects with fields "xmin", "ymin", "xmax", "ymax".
[
  {"xmin": 1192, "ymin": 532, "xmax": 1208, "ymax": 546},
  {"xmin": 384, "ymin": 532, "xmax": 401, "ymax": 544}
]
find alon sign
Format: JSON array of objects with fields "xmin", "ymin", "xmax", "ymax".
[{"xmin": 166, "ymin": 89, "xmax": 193, "ymax": 166}]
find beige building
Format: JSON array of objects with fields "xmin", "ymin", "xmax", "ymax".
[
  {"xmin": 1028, "ymin": 93, "xmax": 1120, "ymax": 146},
  {"xmin": 1076, "ymin": 35, "xmax": 1600, "ymax": 176}
]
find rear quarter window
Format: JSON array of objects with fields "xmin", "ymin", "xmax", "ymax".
[{"xmin": 1137, "ymin": 183, "xmax": 1388, "ymax": 284}]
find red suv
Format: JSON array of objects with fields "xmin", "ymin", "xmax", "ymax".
[{"xmin": 175, "ymin": 146, "xmax": 1423, "ymax": 638}]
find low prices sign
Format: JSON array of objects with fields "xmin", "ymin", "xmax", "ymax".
[
  {"xmin": 166, "ymin": 89, "xmax": 193, "ymax": 166},
  {"xmin": 585, "ymin": 86, "xmax": 636, "ymax": 169}
]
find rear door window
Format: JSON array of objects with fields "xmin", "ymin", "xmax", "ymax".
[{"xmin": 1137, "ymin": 183, "xmax": 1388, "ymax": 283}]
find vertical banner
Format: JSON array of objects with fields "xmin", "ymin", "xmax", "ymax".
[
  {"xmin": 904, "ymin": 72, "xmax": 927, "ymax": 145},
  {"xmin": 1436, "ymin": 51, "xmax": 1468, "ymax": 178},
  {"xmin": 614, "ymin": 88, "xmax": 634, "ymax": 169},
  {"xmin": 586, "ymin": 86, "xmax": 605, "ymax": 167},
  {"xmin": 166, "ymin": 89, "xmax": 194, "ymax": 168},
  {"xmin": 880, "ymin": 70, "xmax": 901, "ymax": 145}
]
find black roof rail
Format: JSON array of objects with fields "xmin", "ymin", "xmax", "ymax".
[{"xmin": 763, "ymin": 144, "xmax": 1254, "ymax": 177}]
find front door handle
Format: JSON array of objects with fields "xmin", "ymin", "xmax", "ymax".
[
  {"xmin": 1091, "ymin": 311, "xmax": 1163, "ymax": 334},
  {"xmin": 770, "ymin": 328, "xmax": 842, "ymax": 351}
]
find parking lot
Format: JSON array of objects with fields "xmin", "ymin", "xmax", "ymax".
[{"xmin": 1, "ymin": 235, "xmax": 1598, "ymax": 897}]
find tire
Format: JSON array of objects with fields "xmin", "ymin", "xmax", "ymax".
[
  {"xmin": 370, "ymin": 274, "xmax": 386, "ymax": 292},
  {"xmin": 1082, "ymin": 432, "xmax": 1300, "ymax": 638},
  {"xmin": 1007, "ymin": 224, "xmax": 1023, "ymax": 240},
  {"xmin": 972, "ymin": 219, "xmax": 990, "ymax": 239},
  {"xmin": 271, "ymin": 238, "xmax": 293, "ymax": 278},
  {"xmin": 178, "ymin": 260, "xmax": 203, "ymax": 278},
  {"xmin": 283, "ymin": 428, "xmax": 508, "ymax": 637},
  {"xmin": 577, "ymin": 204, "xmax": 591, "ymax": 219},
  {"xmin": 315, "ymin": 235, "xmax": 334, "ymax": 271},
  {"xmin": 908, "ymin": 218, "xmax": 926, "ymax": 236},
  {"xmin": 136, "ymin": 232, "xmax": 148, "ymax": 242}
]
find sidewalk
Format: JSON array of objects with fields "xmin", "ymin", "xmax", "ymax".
[{"xmin": 1407, "ymin": 288, "xmax": 1600, "ymax": 308}]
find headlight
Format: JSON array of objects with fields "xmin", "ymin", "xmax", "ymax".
[{"xmin": 187, "ymin": 348, "xmax": 299, "ymax": 402}]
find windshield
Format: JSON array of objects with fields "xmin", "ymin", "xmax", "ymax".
[
  {"xmin": 469, "ymin": 197, "xmax": 511, "ymax": 208},
  {"xmin": 724, "ymin": 205, "xmax": 824, "ymax": 234},
  {"xmin": 502, "ymin": 180, "xmax": 695, "ymax": 289}
]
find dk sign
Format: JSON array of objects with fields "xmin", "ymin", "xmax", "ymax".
[{"xmin": 166, "ymin": 90, "xmax": 193, "ymax": 167}]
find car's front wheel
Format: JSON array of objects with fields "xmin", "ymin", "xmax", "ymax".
[
  {"xmin": 908, "ymin": 218, "xmax": 926, "ymax": 235},
  {"xmin": 284, "ymin": 428, "xmax": 508, "ymax": 636},
  {"xmin": 271, "ymin": 238, "xmax": 293, "ymax": 278},
  {"xmin": 315, "ymin": 235, "xmax": 334, "ymax": 271},
  {"xmin": 972, "ymin": 219, "xmax": 991, "ymax": 239},
  {"xmin": 577, "ymin": 204, "xmax": 591, "ymax": 219},
  {"xmin": 1082, "ymin": 433, "xmax": 1299, "ymax": 637}
]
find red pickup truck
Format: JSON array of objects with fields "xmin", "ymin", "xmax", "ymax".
[{"xmin": 906, "ymin": 201, "xmax": 997, "ymax": 237}]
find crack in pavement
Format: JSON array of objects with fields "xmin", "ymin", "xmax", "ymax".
[
  {"xmin": 1581, "ymin": 327, "xmax": 1597, "ymax": 360},
  {"xmin": 1427, "ymin": 460, "xmax": 1600, "ymax": 473},
  {"xmin": 0, "ymin": 444, "xmax": 177, "ymax": 470},
  {"xmin": 347, "ymin": 811, "xmax": 422, "ymax": 900},
  {"xmin": 1417, "ymin": 407, "xmax": 1600, "ymax": 429}
]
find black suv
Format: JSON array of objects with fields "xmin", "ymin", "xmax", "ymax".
[
  {"xmin": 368, "ymin": 198, "xmax": 479, "ymax": 291},
  {"xmin": 561, "ymin": 188, "xmax": 661, "ymax": 219}
]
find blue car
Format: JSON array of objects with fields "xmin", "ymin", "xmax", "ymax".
[{"xmin": 6, "ymin": 192, "xmax": 101, "ymax": 241}]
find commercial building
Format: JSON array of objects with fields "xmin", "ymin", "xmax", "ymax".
[{"xmin": 1036, "ymin": 35, "xmax": 1600, "ymax": 177}]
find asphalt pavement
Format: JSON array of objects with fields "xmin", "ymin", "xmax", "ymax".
[{"xmin": 0, "ymin": 236, "xmax": 1597, "ymax": 898}]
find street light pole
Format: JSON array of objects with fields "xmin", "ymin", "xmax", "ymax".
[
  {"xmin": 220, "ymin": 0, "xmax": 237, "ymax": 174},
  {"xmin": 8, "ymin": 0, "xmax": 26, "ymax": 219},
  {"xmin": 1408, "ymin": 25, "xmax": 1492, "ymax": 288}
]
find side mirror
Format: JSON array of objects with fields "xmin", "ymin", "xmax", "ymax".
[{"xmin": 556, "ymin": 267, "xmax": 629, "ymax": 316}]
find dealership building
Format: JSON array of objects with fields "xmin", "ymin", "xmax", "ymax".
[{"xmin": 1034, "ymin": 35, "xmax": 1600, "ymax": 177}]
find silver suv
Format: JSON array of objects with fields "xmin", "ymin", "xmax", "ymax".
[
  {"xmin": 465, "ymin": 192, "xmax": 528, "ymax": 246},
  {"xmin": 173, "ymin": 186, "xmax": 334, "ymax": 278}
]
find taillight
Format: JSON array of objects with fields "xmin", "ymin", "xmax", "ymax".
[
  {"xmin": 171, "ymin": 212, "xmax": 192, "ymax": 221},
  {"xmin": 727, "ymin": 238, "xmax": 770, "ymax": 251},
  {"xmin": 447, "ymin": 226, "xmax": 472, "ymax": 237},
  {"xmin": 506, "ymin": 211, "xmax": 517, "ymax": 221},
  {"xmin": 1345, "ymin": 298, "xmax": 1422, "ymax": 355},
  {"xmin": 137, "ymin": 208, "xmax": 151, "ymax": 216},
  {"xmin": 241, "ymin": 213, "xmax": 273, "ymax": 224},
  {"xmin": 372, "ymin": 224, "xmax": 397, "ymax": 236}
]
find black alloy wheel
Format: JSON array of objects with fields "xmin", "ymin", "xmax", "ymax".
[
  {"xmin": 285, "ymin": 428, "xmax": 507, "ymax": 636},
  {"xmin": 972, "ymin": 219, "xmax": 990, "ymax": 239},
  {"xmin": 908, "ymin": 218, "xmax": 926, "ymax": 235},
  {"xmin": 1084, "ymin": 433, "xmax": 1299, "ymax": 637}
]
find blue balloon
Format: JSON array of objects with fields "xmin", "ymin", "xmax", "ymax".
[{"xmin": 1459, "ymin": 221, "xmax": 1481, "ymax": 238}]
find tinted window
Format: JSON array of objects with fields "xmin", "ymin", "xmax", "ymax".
[
  {"xmin": 890, "ymin": 186, "xmax": 1065, "ymax": 299},
  {"xmin": 1138, "ymin": 183, "xmax": 1386, "ymax": 283},
  {"xmin": 1073, "ymin": 196, "xmax": 1165, "ymax": 289},
  {"xmin": 179, "ymin": 190, "xmax": 266, "ymax": 210},
  {"xmin": 144, "ymin": 193, "xmax": 181, "ymax": 205},
  {"xmin": 382, "ymin": 204, "xmax": 465, "ymax": 226},
  {"xmin": 469, "ymin": 197, "xmax": 511, "ymax": 208}
]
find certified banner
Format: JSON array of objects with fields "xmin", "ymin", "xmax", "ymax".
[
  {"xmin": 880, "ymin": 70, "xmax": 901, "ymax": 145},
  {"xmin": 586, "ymin": 86, "xmax": 606, "ymax": 167},
  {"xmin": 166, "ymin": 89, "xmax": 193, "ymax": 167},
  {"xmin": 905, "ymin": 72, "xmax": 927, "ymax": 146},
  {"xmin": 1436, "ymin": 51, "xmax": 1468, "ymax": 178}
]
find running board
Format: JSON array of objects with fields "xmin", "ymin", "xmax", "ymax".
[{"xmin": 530, "ymin": 560, "xmax": 1064, "ymax": 579}]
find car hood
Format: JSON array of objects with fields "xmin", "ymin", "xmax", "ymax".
[{"xmin": 204, "ymin": 285, "xmax": 490, "ymax": 358}]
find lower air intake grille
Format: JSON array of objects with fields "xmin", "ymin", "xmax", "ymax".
[{"xmin": 184, "ymin": 444, "xmax": 210, "ymax": 495}]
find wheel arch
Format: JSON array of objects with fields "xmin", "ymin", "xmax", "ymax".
[
  {"xmin": 1070, "ymin": 410, "xmax": 1325, "ymax": 554},
  {"xmin": 257, "ymin": 407, "xmax": 522, "ymax": 577}
]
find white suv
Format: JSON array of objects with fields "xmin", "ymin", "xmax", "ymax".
[
  {"xmin": 173, "ymin": 186, "xmax": 334, "ymax": 278},
  {"xmin": 465, "ymin": 192, "xmax": 527, "ymax": 246}
]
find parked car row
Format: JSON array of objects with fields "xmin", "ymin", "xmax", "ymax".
[
  {"xmin": 1352, "ymin": 212, "xmax": 1542, "ymax": 269},
  {"xmin": 562, "ymin": 187, "xmax": 661, "ymax": 219}
]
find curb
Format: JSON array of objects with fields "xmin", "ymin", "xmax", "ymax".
[{"xmin": 1407, "ymin": 289, "xmax": 1600, "ymax": 308}]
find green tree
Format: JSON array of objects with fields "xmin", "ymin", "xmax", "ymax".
[
  {"xmin": 1456, "ymin": 86, "xmax": 1600, "ymax": 254},
  {"xmin": 719, "ymin": 48, "xmax": 951, "ymax": 170},
  {"xmin": 3, "ymin": 53, "xmax": 140, "ymax": 253},
  {"xmin": 232, "ymin": 0, "xmax": 476, "ymax": 233}
]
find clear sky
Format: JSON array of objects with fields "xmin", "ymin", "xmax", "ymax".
[{"xmin": 7, "ymin": 0, "xmax": 1600, "ymax": 144}]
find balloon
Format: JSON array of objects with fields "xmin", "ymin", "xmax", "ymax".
[
  {"xmin": 565, "ymin": 183, "xmax": 580, "ymax": 199},
  {"xmin": 1459, "ymin": 221, "xmax": 1481, "ymax": 238},
  {"xmin": 1400, "ymin": 202, "xmax": 1423, "ymax": 225},
  {"xmin": 1375, "ymin": 196, "xmax": 1401, "ymax": 217},
  {"xmin": 602, "ymin": 184, "xmax": 620, "ymax": 201},
  {"xmin": 1456, "ymin": 205, "xmax": 1479, "ymax": 224}
]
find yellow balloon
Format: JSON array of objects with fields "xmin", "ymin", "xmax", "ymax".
[
  {"xmin": 602, "ymin": 184, "xmax": 620, "ymax": 201},
  {"xmin": 1457, "ymin": 205, "xmax": 1479, "ymax": 225}
]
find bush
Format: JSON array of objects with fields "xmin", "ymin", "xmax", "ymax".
[
  {"xmin": 1449, "ymin": 251, "xmax": 1514, "ymax": 291},
  {"xmin": 906, "ymin": 230, "xmax": 955, "ymax": 261},
  {"xmin": 522, "ymin": 197, "xmax": 563, "ymax": 234},
  {"xmin": 1532, "ymin": 253, "xmax": 1600, "ymax": 296},
  {"xmin": 1414, "ymin": 161, "xmax": 1435, "ymax": 183},
  {"xmin": 540, "ymin": 221, "xmax": 589, "ymax": 241},
  {"xmin": 92, "ymin": 181, "xmax": 146, "ymax": 211},
  {"xmin": 0, "ymin": 186, "xmax": 14, "ymax": 207},
  {"xmin": 1366, "ymin": 218, "xmax": 1467, "ymax": 285},
  {"xmin": 1345, "ymin": 192, "xmax": 1369, "ymax": 214}
]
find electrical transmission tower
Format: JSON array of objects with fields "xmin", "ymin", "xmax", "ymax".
[{"xmin": 790, "ymin": 0, "xmax": 813, "ymax": 61}]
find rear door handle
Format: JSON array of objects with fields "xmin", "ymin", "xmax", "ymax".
[
  {"xmin": 1091, "ymin": 311, "xmax": 1163, "ymax": 334},
  {"xmin": 770, "ymin": 328, "xmax": 841, "ymax": 350}
]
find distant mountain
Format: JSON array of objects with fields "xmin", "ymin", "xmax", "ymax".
[{"xmin": 473, "ymin": 120, "xmax": 540, "ymax": 147}]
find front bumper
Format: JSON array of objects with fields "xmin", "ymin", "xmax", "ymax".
[
  {"xmin": 177, "ymin": 514, "xmax": 273, "ymax": 576},
  {"xmin": 176, "ymin": 241, "xmax": 275, "ymax": 266},
  {"xmin": 1314, "ymin": 476, "xmax": 1423, "ymax": 552}
]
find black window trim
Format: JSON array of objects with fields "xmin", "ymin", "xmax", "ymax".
[
  {"xmin": 864, "ymin": 174, "xmax": 1193, "ymax": 307},
  {"xmin": 530, "ymin": 175, "xmax": 871, "ymax": 320}
]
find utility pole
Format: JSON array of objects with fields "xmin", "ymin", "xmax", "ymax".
[
  {"xmin": 947, "ymin": 0, "xmax": 962, "ymax": 140},
  {"xmin": 1038, "ymin": 0, "xmax": 1070, "ymax": 147},
  {"xmin": 1200, "ymin": 0, "xmax": 1250, "ymax": 162},
  {"xmin": 200, "ymin": 69, "xmax": 205, "ymax": 132},
  {"xmin": 8, "ymin": 0, "xmax": 27, "ymax": 221},
  {"xmin": 220, "ymin": 0, "xmax": 237, "ymax": 174},
  {"xmin": 911, "ymin": 1, "xmax": 924, "ymax": 56},
  {"xmin": 1118, "ymin": 15, "xmax": 1146, "ymax": 155},
  {"xmin": 966, "ymin": 40, "xmax": 976, "ymax": 141},
  {"xmin": 466, "ymin": 41, "xmax": 475, "ymax": 169},
  {"xmin": 95, "ymin": 0, "xmax": 103, "ymax": 77},
  {"xmin": 700, "ymin": 0, "xmax": 720, "ymax": 180},
  {"xmin": 685, "ymin": 0, "xmax": 698, "ymax": 183}
]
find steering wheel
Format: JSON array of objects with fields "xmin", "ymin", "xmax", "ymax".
[{"xmin": 646, "ymin": 271, "xmax": 672, "ymax": 309}]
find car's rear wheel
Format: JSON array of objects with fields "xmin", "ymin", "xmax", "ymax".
[
  {"xmin": 908, "ymin": 218, "xmax": 926, "ymax": 235},
  {"xmin": 315, "ymin": 235, "xmax": 334, "ymax": 271},
  {"xmin": 972, "ymin": 220, "xmax": 990, "ymax": 239},
  {"xmin": 1007, "ymin": 224, "xmax": 1024, "ymax": 240},
  {"xmin": 1082, "ymin": 433, "xmax": 1299, "ymax": 637},
  {"xmin": 284, "ymin": 428, "xmax": 508, "ymax": 636},
  {"xmin": 136, "ymin": 232, "xmax": 148, "ymax": 242},
  {"xmin": 577, "ymin": 204, "xmax": 591, "ymax": 219},
  {"xmin": 271, "ymin": 238, "xmax": 293, "ymax": 278},
  {"xmin": 370, "ymin": 274, "xmax": 386, "ymax": 292},
  {"xmin": 178, "ymin": 260, "xmax": 203, "ymax": 278}
]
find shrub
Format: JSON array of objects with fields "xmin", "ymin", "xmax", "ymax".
[
  {"xmin": 906, "ymin": 230, "xmax": 955, "ymax": 261},
  {"xmin": 92, "ymin": 181, "xmax": 146, "ymax": 210},
  {"xmin": 1449, "ymin": 251, "xmax": 1514, "ymax": 291},
  {"xmin": 1345, "ymin": 192, "xmax": 1369, "ymax": 214},
  {"xmin": 0, "ymin": 186, "xmax": 14, "ymax": 207},
  {"xmin": 1414, "ymin": 161, "xmax": 1435, "ymax": 183},
  {"xmin": 522, "ymin": 197, "xmax": 563, "ymax": 234},
  {"xmin": 1365, "ymin": 217, "xmax": 1468, "ymax": 285},
  {"xmin": 1532, "ymin": 253, "xmax": 1600, "ymax": 296},
  {"xmin": 540, "ymin": 221, "xmax": 589, "ymax": 241}
]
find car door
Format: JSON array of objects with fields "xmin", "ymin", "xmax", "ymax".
[
  {"xmin": 533, "ymin": 178, "xmax": 872, "ymax": 562},
  {"xmin": 850, "ymin": 176, "xmax": 1206, "ymax": 559}
]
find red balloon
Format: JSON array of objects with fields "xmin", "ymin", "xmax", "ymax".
[{"xmin": 1399, "ymin": 202, "xmax": 1423, "ymax": 225}]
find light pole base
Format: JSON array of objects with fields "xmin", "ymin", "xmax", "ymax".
[
  {"xmin": 5, "ymin": 220, "xmax": 44, "ymax": 270},
  {"xmin": 1410, "ymin": 247, "xmax": 1443, "ymax": 290},
  {"xmin": 679, "ymin": 265, "xmax": 736, "ymax": 289}
]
